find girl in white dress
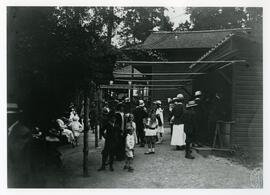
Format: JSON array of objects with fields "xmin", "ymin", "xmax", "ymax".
[{"xmin": 144, "ymin": 110, "xmax": 158, "ymax": 154}]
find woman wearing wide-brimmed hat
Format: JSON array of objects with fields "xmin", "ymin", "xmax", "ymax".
[{"xmin": 170, "ymin": 94, "xmax": 186, "ymax": 150}]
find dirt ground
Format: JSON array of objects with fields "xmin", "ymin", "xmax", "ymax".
[{"xmin": 42, "ymin": 128, "xmax": 262, "ymax": 188}]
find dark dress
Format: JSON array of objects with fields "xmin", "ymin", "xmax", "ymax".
[{"xmin": 133, "ymin": 106, "xmax": 148, "ymax": 146}]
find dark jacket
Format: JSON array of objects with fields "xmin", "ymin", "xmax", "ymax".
[
  {"xmin": 183, "ymin": 109, "xmax": 196, "ymax": 135},
  {"xmin": 133, "ymin": 106, "xmax": 148, "ymax": 129},
  {"xmin": 115, "ymin": 112, "xmax": 125, "ymax": 134},
  {"xmin": 171, "ymin": 103, "xmax": 185, "ymax": 125},
  {"xmin": 101, "ymin": 122, "xmax": 119, "ymax": 152}
]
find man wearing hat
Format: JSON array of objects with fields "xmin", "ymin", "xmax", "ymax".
[
  {"xmin": 183, "ymin": 100, "xmax": 197, "ymax": 159},
  {"xmin": 154, "ymin": 100, "xmax": 164, "ymax": 144},
  {"xmin": 170, "ymin": 94, "xmax": 186, "ymax": 150},
  {"xmin": 193, "ymin": 90, "xmax": 204, "ymax": 147},
  {"xmin": 115, "ymin": 103, "xmax": 126, "ymax": 161},
  {"xmin": 133, "ymin": 100, "xmax": 148, "ymax": 147},
  {"xmin": 7, "ymin": 103, "xmax": 33, "ymax": 187},
  {"xmin": 168, "ymin": 98, "xmax": 175, "ymax": 136}
]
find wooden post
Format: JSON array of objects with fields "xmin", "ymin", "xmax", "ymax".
[
  {"xmin": 94, "ymin": 86, "xmax": 99, "ymax": 148},
  {"xmin": 83, "ymin": 85, "xmax": 90, "ymax": 177},
  {"xmin": 97, "ymin": 86, "xmax": 103, "ymax": 140},
  {"xmin": 130, "ymin": 65, "xmax": 134, "ymax": 111}
]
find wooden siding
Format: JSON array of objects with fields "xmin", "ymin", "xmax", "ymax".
[{"xmin": 231, "ymin": 37, "xmax": 263, "ymax": 157}]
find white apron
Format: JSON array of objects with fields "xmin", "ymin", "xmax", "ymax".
[{"xmin": 170, "ymin": 124, "xmax": 186, "ymax": 146}]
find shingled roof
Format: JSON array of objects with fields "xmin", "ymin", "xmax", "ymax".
[{"xmin": 141, "ymin": 28, "xmax": 251, "ymax": 50}]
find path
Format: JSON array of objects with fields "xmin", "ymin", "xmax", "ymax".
[{"xmin": 43, "ymin": 128, "xmax": 258, "ymax": 188}]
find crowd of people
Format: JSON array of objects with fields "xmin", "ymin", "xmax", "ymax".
[{"xmin": 96, "ymin": 90, "xmax": 204, "ymax": 172}]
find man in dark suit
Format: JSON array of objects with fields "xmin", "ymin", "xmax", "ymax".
[
  {"xmin": 115, "ymin": 103, "xmax": 126, "ymax": 161},
  {"xmin": 183, "ymin": 100, "xmax": 197, "ymax": 159},
  {"xmin": 133, "ymin": 100, "xmax": 148, "ymax": 147},
  {"xmin": 98, "ymin": 112, "xmax": 119, "ymax": 171}
]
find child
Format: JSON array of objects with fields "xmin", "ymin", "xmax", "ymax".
[
  {"xmin": 144, "ymin": 110, "xmax": 158, "ymax": 154},
  {"xmin": 68, "ymin": 115, "xmax": 83, "ymax": 146},
  {"xmin": 124, "ymin": 127, "xmax": 135, "ymax": 172},
  {"xmin": 126, "ymin": 114, "xmax": 137, "ymax": 145}
]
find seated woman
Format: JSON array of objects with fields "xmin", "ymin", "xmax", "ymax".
[
  {"xmin": 68, "ymin": 115, "xmax": 83, "ymax": 146},
  {"xmin": 56, "ymin": 118, "xmax": 75, "ymax": 146}
]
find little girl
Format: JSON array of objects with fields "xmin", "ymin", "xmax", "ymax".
[
  {"xmin": 144, "ymin": 110, "xmax": 158, "ymax": 154},
  {"xmin": 126, "ymin": 114, "xmax": 137, "ymax": 145},
  {"xmin": 124, "ymin": 128, "xmax": 135, "ymax": 172}
]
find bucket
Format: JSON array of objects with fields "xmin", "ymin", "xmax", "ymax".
[{"xmin": 220, "ymin": 122, "xmax": 232, "ymax": 148}]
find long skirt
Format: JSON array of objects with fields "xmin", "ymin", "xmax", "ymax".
[
  {"xmin": 62, "ymin": 129, "xmax": 75, "ymax": 143},
  {"xmin": 171, "ymin": 124, "xmax": 186, "ymax": 146}
]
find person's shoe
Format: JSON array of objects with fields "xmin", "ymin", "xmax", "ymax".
[
  {"xmin": 128, "ymin": 167, "xmax": 134, "ymax": 172},
  {"xmin": 179, "ymin": 145, "xmax": 185, "ymax": 150},
  {"xmin": 176, "ymin": 146, "xmax": 181, "ymax": 150},
  {"xmin": 144, "ymin": 152, "xmax": 151, "ymax": 155},
  {"xmin": 150, "ymin": 151, "xmax": 155, "ymax": 154},
  {"xmin": 123, "ymin": 165, "xmax": 128, "ymax": 170},
  {"xmin": 156, "ymin": 141, "xmax": 161, "ymax": 144},
  {"xmin": 185, "ymin": 154, "xmax": 195, "ymax": 159},
  {"xmin": 97, "ymin": 167, "xmax": 106, "ymax": 171},
  {"xmin": 140, "ymin": 144, "xmax": 145, "ymax": 147}
]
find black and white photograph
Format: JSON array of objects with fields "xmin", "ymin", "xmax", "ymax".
[{"xmin": 2, "ymin": 1, "xmax": 266, "ymax": 191}]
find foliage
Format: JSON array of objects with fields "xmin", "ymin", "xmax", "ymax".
[
  {"xmin": 7, "ymin": 7, "xmax": 118, "ymax": 125},
  {"xmin": 118, "ymin": 7, "xmax": 173, "ymax": 46},
  {"xmin": 186, "ymin": 7, "xmax": 247, "ymax": 30},
  {"xmin": 184, "ymin": 7, "xmax": 262, "ymax": 31}
]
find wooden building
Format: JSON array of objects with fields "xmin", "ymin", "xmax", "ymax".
[
  {"xmin": 190, "ymin": 29, "xmax": 262, "ymax": 158},
  {"xmin": 119, "ymin": 27, "xmax": 262, "ymax": 158}
]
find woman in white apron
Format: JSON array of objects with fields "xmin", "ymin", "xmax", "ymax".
[{"xmin": 170, "ymin": 94, "xmax": 186, "ymax": 150}]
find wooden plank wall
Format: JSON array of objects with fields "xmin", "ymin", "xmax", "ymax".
[{"xmin": 232, "ymin": 37, "xmax": 263, "ymax": 158}]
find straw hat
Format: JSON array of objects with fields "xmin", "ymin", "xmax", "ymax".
[
  {"xmin": 154, "ymin": 100, "xmax": 162, "ymax": 105},
  {"xmin": 176, "ymin": 93, "xmax": 184, "ymax": 100},
  {"xmin": 186, "ymin": 100, "xmax": 198, "ymax": 108},
  {"xmin": 195, "ymin": 91, "xmax": 202, "ymax": 97},
  {"xmin": 7, "ymin": 103, "xmax": 22, "ymax": 114},
  {"xmin": 139, "ymin": 100, "xmax": 145, "ymax": 106}
]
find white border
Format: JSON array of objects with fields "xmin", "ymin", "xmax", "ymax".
[{"xmin": 1, "ymin": 1, "xmax": 269, "ymax": 195}]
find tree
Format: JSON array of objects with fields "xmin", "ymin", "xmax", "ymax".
[
  {"xmin": 186, "ymin": 7, "xmax": 247, "ymax": 30},
  {"xmin": 8, "ymin": 7, "xmax": 118, "ymax": 119},
  {"xmin": 175, "ymin": 20, "xmax": 192, "ymax": 31},
  {"xmin": 8, "ymin": 6, "xmax": 120, "ymax": 177},
  {"xmin": 119, "ymin": 7, "xmax": 173, "ymax": 46}
]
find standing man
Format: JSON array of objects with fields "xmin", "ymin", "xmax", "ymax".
[
  {"xmin": 193, "ymin": 90, "xmax": 205, "ymax": 147},
  {"xmin": 133, "ymin": 100, "xmax": 148, "ymax": 147},
  {"xmin": 115, "ymin": 103, "xmax": 126, "ymax": 161},
  {"xmin": 154, "ymin": 100, "xmax": 164, "ymax": 144},
  {"xmin": 98, "ymin": 112, "xmax": 119, "ymax": 171},
  {"xmin": 168, "ymin": 98, "xmax": 174, "ymax": 136},
  {"xmin": 183, "ymin": 101, "xmax": 197, "ymax": 159},
  {"xmin": 170, "ymin": 94, "xmax": 186, "ymax": 150}
]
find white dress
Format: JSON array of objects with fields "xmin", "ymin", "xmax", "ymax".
[
  {"xmin": 126, "ymin": 134, "xmax": 135, "ymax": 158},
  {"xmin": 171, "ymin": 124, "xmax": 186, "ymax": 146},
  {"xmin": 144, "ymin": 118, "xmax": 158, "ymax": 136},
  {"xmin": 156, "ymin": 108, "xmax": 164, "ymax": 133}
]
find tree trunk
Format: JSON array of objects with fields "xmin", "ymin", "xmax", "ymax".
[
  {"xmin": 83, "ymin": 86, "xmax": 90, "ymax": 177},
  {"xmin": 107, "ymin": 7, "xmax": 114, "ymax": 46}
]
